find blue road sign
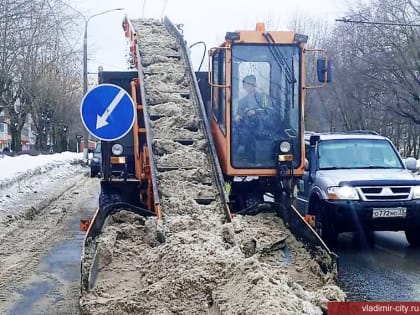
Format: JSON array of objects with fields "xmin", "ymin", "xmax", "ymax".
[{"xmin": 80, "ymin": 84, "xmax": 136, "ymax": 141}]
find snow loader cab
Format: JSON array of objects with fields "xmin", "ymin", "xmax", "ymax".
[{"xmin": 204, "ymin": 22, "xmax": 331, "ymax": 212}]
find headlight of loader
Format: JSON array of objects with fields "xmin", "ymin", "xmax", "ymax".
[
  {"xmin": 327, "ymin": 186, "xmax": 359, "ymax": 200},
  {"xmin": 413, "ymin": 186, "xmax": 420, "ymax": 199},
  {"xmin": 279, "ymin": 141, "xmax": 291, "ymax": 153},
  {"xmin": 112, "ymin": 144, "xmax": 123, "ymax": 156},
  {"xmin": 277, "ymin": 140, "xmax": 293, "ymax": 164}
]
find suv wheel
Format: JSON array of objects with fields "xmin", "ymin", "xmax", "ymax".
[
  {"xmin": 313, "ymin": 201, "xmax": 338, "ymax": 248},
  {"xmin": 405, "ymin": 227, "xmax": 420, "ymax": 247}
]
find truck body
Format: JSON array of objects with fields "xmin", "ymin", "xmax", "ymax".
[{"xmin": 297, "ymin": 131, "xmax": 420, "ymax": 247}]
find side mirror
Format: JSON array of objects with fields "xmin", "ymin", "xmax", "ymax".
[
  {"xmin": 317, "ymin": 58, "xmax": 332, "ymax": 83},
  {"xmin": 404, "ymin": 157, "xmax": 417, "ymax": 171}
]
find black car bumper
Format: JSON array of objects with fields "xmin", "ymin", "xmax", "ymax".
[{"xmin": 324, "ymin": 199, "xmax": 420, "ymax": 232}]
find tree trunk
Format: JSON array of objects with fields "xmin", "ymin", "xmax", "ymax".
[
  {"xmin": 10, "ymin": 126, "xmax": 22, "ymax": 152},
  {"xmin": 35, "ymin": 133, "xmax": 48, "ymax": 152}
]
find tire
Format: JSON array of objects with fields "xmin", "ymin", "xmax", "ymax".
[
  {"xmin": 405, "ymin": 227, "xmax": 420, "ymax": 247},
  {"xmin": 313, "ymin": 201, "xmax": 338, "ymax": 248}
]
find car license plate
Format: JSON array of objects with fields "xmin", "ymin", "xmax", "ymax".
[{"xmin": 372, "ymin": 207, "xmax": 406, "ymax": 218}]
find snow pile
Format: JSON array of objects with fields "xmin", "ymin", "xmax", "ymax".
[
  {"xmin": 0, "ymin": 152, "xmax": 83, "ymax": 189},
  {"xmin": 0, "ymin": 152, "xmax": 86, "ymax": 225},
  {"xmin": 80, "ymin": 210, "xmax": 345, "ymax": 315}
]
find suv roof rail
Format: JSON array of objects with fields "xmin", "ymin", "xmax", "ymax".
[
  {"xmin": 345, "ymin": 129, "xmax": 379, "ymax": 135},
  {"xmin": 305, "ymin": 130, "xmax": 379, "ymax": 136}
]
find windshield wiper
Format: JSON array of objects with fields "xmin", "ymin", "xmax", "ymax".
[{"xmin": 262, "ymin": 32, "xmax": 296, "ymax": 84}]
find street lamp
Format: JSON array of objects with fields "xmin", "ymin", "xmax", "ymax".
[
  {"xmin": 82, "ymin": 8, "xmax": 123, "ymax": 95},
  {"xmin": 80, "ymin": 8, "xmax": 124, "ymax": 161}
]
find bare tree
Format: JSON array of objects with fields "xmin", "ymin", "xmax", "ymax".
[
  {"xmin": 287, "ymin": 15, "xmax": 338, "ymax": 131},
  {"xmin": 300, "ymin": 0, "xmax": 419, "ymax": 156},
  {"xmin": 0, "ymin": 0, "xmax": 82, "ymax": 152}
]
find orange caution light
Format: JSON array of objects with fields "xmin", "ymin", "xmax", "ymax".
[
  {"xmin": 256, "ymin": 22, "xmax": 265, "ymax": 32},
  {"xmin": 304, "ymin": 214, "xmax": 316, "ymax": 228},
  {"xmin": 80, "ymin": 219, "xmax": 91, "ymax": 232},
  {"xmin": 278, "ymin": 154, "xmax": 293, "ymax": 162},
  {"xmin": 111, "ymin": 156, "xmax": 126, "ymax": 164}
]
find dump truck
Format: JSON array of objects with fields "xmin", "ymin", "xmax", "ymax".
[{"xmin": 79, "ymin": 17, "xmax": 344, "ymax": 314}]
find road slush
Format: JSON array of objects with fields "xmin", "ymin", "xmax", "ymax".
[{"xmin": 328, "ymin": 302, "xmax": 420, "ymax": 315}]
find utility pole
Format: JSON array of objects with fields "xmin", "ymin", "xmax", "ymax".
[
  {"xmin": 81, "ymin": 8, "xmax": 123, "ymax": 162},
  {"xmin": 59, "ymin": 2, "xmax": 123, "ymax": 161}
]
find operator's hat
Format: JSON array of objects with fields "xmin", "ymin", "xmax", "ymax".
[{"xmin": 243, "ymin": 74, "xmax": 256, "ymax": 86}]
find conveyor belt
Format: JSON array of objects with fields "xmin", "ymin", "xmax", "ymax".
[{"xmin": 130, "ymin": 17, "xmax": 231, "ymax": 220}]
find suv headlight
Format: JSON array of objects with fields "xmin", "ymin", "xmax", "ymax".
[
  {"xmin": 413, "ymin": 186, "xmax": 420, "ymax": 199},
  {"xmin": 327, "ymin": 186, "xmax": 359, "ymax": 200}
]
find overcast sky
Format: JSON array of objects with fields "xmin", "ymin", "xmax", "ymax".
[{"xmin": 67, "ymin": 0, "xmax": 349, "ymax": 73}]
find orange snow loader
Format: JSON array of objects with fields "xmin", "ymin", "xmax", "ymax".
[{"xmin": 80, "ymin": 16, "xmax": 336, "ymax": 291}]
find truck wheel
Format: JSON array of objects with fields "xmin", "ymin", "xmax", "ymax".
[
  {"xmin": 314, "ymin": 202, "xmax": 338, "ymax": 248},
  {"xmin": 405, "ymin": 227, "xmax": 420, "ymax": 247}
]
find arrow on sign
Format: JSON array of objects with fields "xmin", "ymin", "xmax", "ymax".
[{"xmin": 96, "ymin": 90, "xmax": 126, "ymax": 129}]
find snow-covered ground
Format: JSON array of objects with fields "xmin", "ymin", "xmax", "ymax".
[
  {"xmin": 0, "ymin": 152, "xmax": 83, "ymax": 187},
  {"xmin": 0, "ymin": 152, "xmax": 86, "ymax": 223}
]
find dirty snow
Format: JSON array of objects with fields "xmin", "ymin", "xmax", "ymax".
[{"xmin": 81, "ymin": 210, "xmax": 345, "ymax": 315}]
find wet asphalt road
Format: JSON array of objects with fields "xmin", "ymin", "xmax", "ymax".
[
  {"xmin": 0, "ymin": 172, "xmax": 99, "ymax": 315},
  {"xmin": 337, "ymin": 231, "xmax": 420, "ymax": 301}
]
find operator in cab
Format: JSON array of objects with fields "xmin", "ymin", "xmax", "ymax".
[
  {"xmin": 233, "ymin": 74, "xmax": 272, "ymax": 166},
  {"xmin": 234, "ymin": 74, "xmax": 271, "ymax": 122}
]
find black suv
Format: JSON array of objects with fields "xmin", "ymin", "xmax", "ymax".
[{"xmin": 296, "ymin": 131, "xmax": 420, "ymax": 247}]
